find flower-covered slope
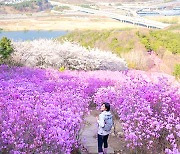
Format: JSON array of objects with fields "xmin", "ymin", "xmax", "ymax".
[{"xmin": 0, "ymin": 65, "xmax": 179, "ymax": 154}]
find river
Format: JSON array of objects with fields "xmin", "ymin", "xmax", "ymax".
[{"xmin": 0, "ymin": 30, "xmax": 68, "ymax": 41}]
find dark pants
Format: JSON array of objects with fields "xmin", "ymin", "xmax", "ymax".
[{"xmin": 98, "ymin": 134, "xmax": 109, "ymax": 153}]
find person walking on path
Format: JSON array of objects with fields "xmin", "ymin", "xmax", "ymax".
[{"xmin": 96, "ymin": 102, "xmax": 113, "ymax": 154}]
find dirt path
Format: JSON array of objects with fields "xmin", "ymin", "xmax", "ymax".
[{"xmin": 80, "ymin": 109, "xmax": 127, "ymax": 154}]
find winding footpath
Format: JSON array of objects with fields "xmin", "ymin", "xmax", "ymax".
[{"xmin": 80, "ymin": 110, "xmax": 125, "ymax": 154}]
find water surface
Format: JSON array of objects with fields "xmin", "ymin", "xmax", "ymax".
[{"xmin": 0, "ymin": 30, "xmax": 68, "ymax": 41}]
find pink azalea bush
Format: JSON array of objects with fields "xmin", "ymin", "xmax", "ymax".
[
  {"xmin": 0, "ymin": 65, "xmax": 179, "ymax": 153},
  {"xmin": 0, "ymin": 65, "xmax": 90, "ymax": 154},
  {"xmin": 94, "ymin": 71, "xmax": 180, "ymax": 154}
]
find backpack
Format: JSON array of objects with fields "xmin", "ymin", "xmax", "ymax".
[{"xmin": 103, "ymin": 114, "xmax": 113, "ymax": 132}]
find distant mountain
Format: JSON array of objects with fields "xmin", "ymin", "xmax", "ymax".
[{"xmin": 0, "ymin": 0, "xmax": 52, "ymax": 13}]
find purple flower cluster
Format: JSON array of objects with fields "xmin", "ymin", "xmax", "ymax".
[
  {"xmin": 0, "ymin": 65, "xmax": 90, "ymax": 154},
  {"xmin": 94, "ymin": 71, "xmax": 180, "ymax": 154},
  {"xmin": 0, "ymin": 65, "xmax": 179, "ymax": 153}
]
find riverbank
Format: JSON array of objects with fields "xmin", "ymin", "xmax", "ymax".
[{"xmin": 0, "ymin": 14, "xmax": 135, "ymax": 31}]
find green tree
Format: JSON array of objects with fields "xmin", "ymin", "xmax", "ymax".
[{"xmin": 0, "ymin": 37, "xmax": 14, "ymax": 60}]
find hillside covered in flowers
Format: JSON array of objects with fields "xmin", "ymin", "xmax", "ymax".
[
  {"xmin": 0, "ymin": 64, "xmax": 179, "ymax": 153},
  {"xmin": 0, "ymin": 38, "xmax": 179, "ymax": 154}
]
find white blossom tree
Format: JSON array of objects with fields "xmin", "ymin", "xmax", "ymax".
[{"xmin": 12, "ymin": 39, "xmax": 128, "ymax": 71}]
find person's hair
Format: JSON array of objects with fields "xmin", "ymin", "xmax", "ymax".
[{"xmin": 103, "ymin": 102, "xmax": 110, "ymax": 111}]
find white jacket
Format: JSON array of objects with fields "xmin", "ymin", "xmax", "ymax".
[{"xmin": 97, "ymin": 111, "xmax": 112, "ymax": 136}]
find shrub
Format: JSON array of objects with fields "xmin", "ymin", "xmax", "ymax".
[
  {"xmin": 94, "ymin": 71, "xmax": 180, "ymax": 154},
  {"xmin": 0, "ymin": 37, "xmax": 13, "ymax": 61},
  {"xmin": 0, "ymin": 66, "xmax": 90, "ymax": 153}
]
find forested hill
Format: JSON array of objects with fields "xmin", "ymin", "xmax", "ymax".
[{"xmin": 0, "ymin": 0, "xmax": 52, "ymax": 13}]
